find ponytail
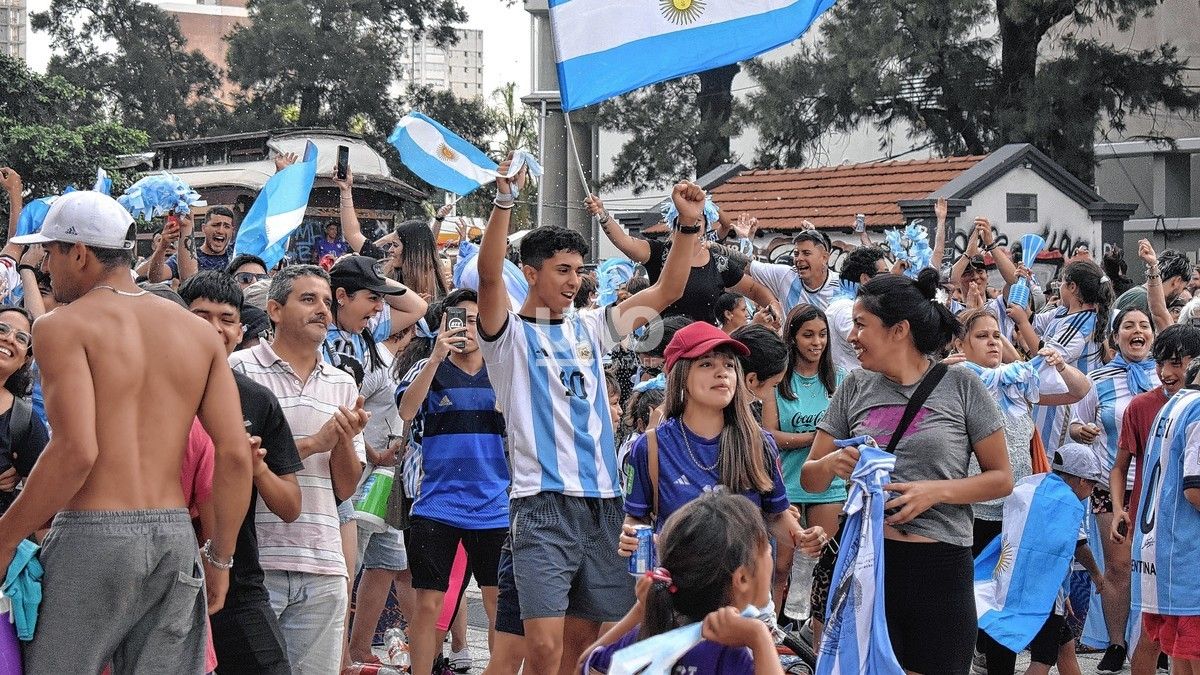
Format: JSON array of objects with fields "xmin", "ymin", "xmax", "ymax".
[
  {"xmin": 858, "ymin": 267, "xmax": 961, "ymax": 355},
  {"xmin": 637, "ymin": 493, "xmax": 769, "ymax": 640},
  {"xmin": 1063, "ymin": 260, "xmax": 1114, "ymax": 347}
]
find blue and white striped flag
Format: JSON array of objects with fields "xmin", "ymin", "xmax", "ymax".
[
  {"xmin": 550, "ymin": 0, "xmax": 837, "ymax": 111},
  {"xmin": 974, "ymin": 473, "xmax": 1085, "ymax": 651},
  {"xmin": 388, "ymin": 113, "xmax": 498, "ymax": 195},
  {"xmin": 818, "ymin": 441, "xmax": 903, "ymax": 675},
  {"xmin": 234, "ymin": 141, "xmax": 318, "ymax": 269}
]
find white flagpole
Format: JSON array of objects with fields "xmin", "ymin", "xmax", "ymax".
[{"xmin": 562, "ymin": 110, "xmax": 593, "ymax": 197}]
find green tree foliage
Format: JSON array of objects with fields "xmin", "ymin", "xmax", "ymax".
[
  {"xmin": 226, "ymin": 0, "xmax": 466, "ymax": 133},
  {"xmin": 598, "ymin": 65, "xmax": 744, "ymax": 195},
  {"xmin": 490, "ymin": 82, "xmax": 538, "ymax": 159},
  {"xmin": 31, "ymin": 0, "xmax": 224, "ymax": 142},
  {"xmin": 748, "ymin": 0, "xmax": 1200, "ymax": 181},
  {"xmin": 0, "ymin": 54, "xmax": 148, "ymax": 201}
]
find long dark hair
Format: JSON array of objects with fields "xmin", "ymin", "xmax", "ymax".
[
  {"xmin": 1062, "ymin": 259, "xmax": 1114, "ymax": 348},
  {"xmin": 662, "ymin": 348, "xmax": 773, "ymax": 493},
  {"xmin": 778, "ymin": 303, "xmax": 837, "ymax": 400},
  {"xmin": 394, "ymin": 219, "xmax": 448, "ymax": 300},
  {"xmin": 640, "ymin": 492, "xmax": 769, "ymax": 639},
  {"xmin": 0, "ymin": 306, "xmax": 33, "ymax": 397},
  {"xmin": 391, "ymin": 299, "xmax": 443, "ymax": 382}
]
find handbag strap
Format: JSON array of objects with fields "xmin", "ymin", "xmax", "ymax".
[
  {"xmin": 648, "ymin": 428, "xmax": 660, "ymax": 524},
  {"xmin": 885, "ymin": 362, "xmax": 948, "ymax": 455}
]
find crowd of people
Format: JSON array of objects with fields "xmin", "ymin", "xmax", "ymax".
[{"xmin": 1, "ymin": 153, "xmax": 1200, "ymax": 675}]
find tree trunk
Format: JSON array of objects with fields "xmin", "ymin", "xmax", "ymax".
[
  {"xmin": 995, "ymin": 0, "xmax": 1038, "ymax": 145},
  {"xmin": 694, "ymin": 64, "xmax": 739, "ymax": 177},
  {"xmin": 299, "ymin": 86, "xmax": 321, "ymax": 127}
]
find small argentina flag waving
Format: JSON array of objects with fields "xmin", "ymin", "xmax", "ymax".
[{"xmin": 388, "ymin": 112, "xmax": 498, "ymax": 196}]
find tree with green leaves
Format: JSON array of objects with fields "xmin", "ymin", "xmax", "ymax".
[
  {"xmin": 597, "ymin": 65, "xmax": 744, "ymax": 195},
  {"xmin": 226, "ymin": 0, "xmax": 466, "ymax": 133},
  {"xmin": 31, "ymin": 0, "xmax": 224, "ymax": 142},
  {"xmin": 489, "ymin": 82, "xmax": 537, "ymax": 159},
  {"xmin": 747, "ymin": 0, "xmax": 1200, "ymax": 181},
  {"xmin": 0, "ymin": 54, "xmax": 148, "ymax": 202}
]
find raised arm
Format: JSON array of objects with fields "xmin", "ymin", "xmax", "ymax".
[
  {"xmin": 478, "ymin": 156, "xmax": 527, "ymax": 337},
  {"xmin": 931, "ymin": 197, "xmax": 948, "ymax": 271},
  {"xmin": 1138, "ymin": 239, "xmax": 1172, "ymax": 331},
  {"xmin": 332, "ymin": 168, "xmax": 368, "ymax": 254},
  {"xmin": 584, "ymin": 194, "xmax": 651, "ymax": 263},
  {"xmin": 950, "ymin": 228, "xmax": 981, "ymax": 286},
  {"xmin": 976, "ymin": 218, "xmax": 1018, "ymax": 286},
  {"xmin": 608, "ymin": 182, "xmax": 705, "ymax": 337},
  {"xmin": 17, "ymin": 245, "xmax": 45, "ymax": 318},
  {"xmin": 0, "ymin": 168, "xmax": 24, "ymax": 261},
  {"xmin": 176, "ymin": 213, "xmax": 199, "ymax": 282},
  {"xmin": 382, "ymin": 279, "xmax": 428, "ymax": 332}
]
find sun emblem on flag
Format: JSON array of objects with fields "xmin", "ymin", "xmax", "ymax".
[
  {"xmin": 993, "ymin": 536, "xmax": 1015, "ymax": 581},
  {"xmin": 660, "ymin": 0, "xmax": 706, "ymax": 25},
  {"xmin": 437, "ymin": 142, "xmax": 457, "ymax": 162}
]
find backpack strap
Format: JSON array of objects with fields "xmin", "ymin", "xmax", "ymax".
[
  {"xmin": 647, "ymin": 428, "xmax": 659, "ymax": 524},
  {"xmin": 885, "ymin": 362, "xmax": 948, "ymax": 455},
  {"xmin": 8, "ymin": 396, "xmax": 33, "ymax": 475}
]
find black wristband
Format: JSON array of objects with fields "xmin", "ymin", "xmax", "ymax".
[
  {"xmin": 679, "ymin": 225, "xmax": 702, "ymax": 234},
  {"xmin": 16, "ymin": 264, "xmax": 36, "ymax": 274}
]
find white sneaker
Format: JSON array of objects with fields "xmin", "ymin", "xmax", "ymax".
[{"xmin": 448, "ymin": 647, "xmax": 472, "ymax": 673}]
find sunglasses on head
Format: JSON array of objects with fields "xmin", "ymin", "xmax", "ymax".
[
  {"xmin": 0, "ymin": 322, "xmax": 31, "ymax": 350},
  {"xmin": 235, "ymin": 272, "xmax": 270, "ymax": 285}
]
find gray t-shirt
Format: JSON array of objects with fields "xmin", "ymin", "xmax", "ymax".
[{"xmin": 817, "ymin": 363, "xmax": 1005, "ymax": 547}]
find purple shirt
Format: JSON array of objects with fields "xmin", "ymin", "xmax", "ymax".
[{"xmin": 582, "ymin": 627, "xmax": 754, "ymax": 674}]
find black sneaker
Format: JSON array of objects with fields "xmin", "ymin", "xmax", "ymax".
[
  {"xmin": 1097, "ymin": 643, "xmax": 1127, "ymax": 673},
  {"xmin": 1158, "ymin": 651, "xmax": 1170, "ymax": 672}
]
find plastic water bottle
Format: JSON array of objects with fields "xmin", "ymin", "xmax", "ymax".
[{"xmin": 382, "ymin": 627, "xmax": 411, "ymax": 670}]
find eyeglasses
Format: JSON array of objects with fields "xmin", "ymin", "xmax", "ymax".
[
  {"xmin": 0, "ymin": 322, "xmax": 32, "ymax": 350},
  {"xmin": 235, "ymin": 272, "xmax": 269, "ymax": 285}
]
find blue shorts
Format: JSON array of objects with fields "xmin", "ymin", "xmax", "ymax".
[
  {"xmin": 337, "ymin": 499, "xmax": 356, "ymax": 526},
  {"xmin": 357, "ymin": 525, "xmax": 408, "ymax": 572}
]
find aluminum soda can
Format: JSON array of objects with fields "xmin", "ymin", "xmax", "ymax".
[{"xmin": 628, "ymin": 524, "xmax": 655, "ymax": 576}]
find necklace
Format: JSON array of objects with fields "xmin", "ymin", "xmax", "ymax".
[
  {"xmin": 91, "ymin": 284, "xmax": 149, "ymax": 297},
  {"xmin": 679, "ymin": 419, "xmax": 719, "ymax": 472}
]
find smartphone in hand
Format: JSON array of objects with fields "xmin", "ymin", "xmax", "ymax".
[
  {"xmin": 445, "ymin": 306, "xmax": 468, "ymax": 349},
  {"xmin": 336, "ymin": 145, "xmax": 350, "ymax": 180}
]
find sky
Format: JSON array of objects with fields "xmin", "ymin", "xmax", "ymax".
[{"xmin": 22, "ymin": 0, "xmax": 534, "ymax": 99}]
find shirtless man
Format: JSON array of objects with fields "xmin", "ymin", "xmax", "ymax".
[{"xmin": 0, "ymin": 191, "xmax": 252, "ymax": 673}]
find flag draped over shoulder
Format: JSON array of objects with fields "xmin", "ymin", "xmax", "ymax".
[
  {"xmin": 234, "ymin": 140, "xmax": 318, "ymax": 269},
  {"xmin": 549, "ymin": 0, "xmax": 837, "ymax": 111},
  {"xmin": 817, "ymin": 442, "xmax": 904, "ymax": 675},
  {"xmin": 974, "ymin": 473, "xmax": 1085, "ymax": 651}
]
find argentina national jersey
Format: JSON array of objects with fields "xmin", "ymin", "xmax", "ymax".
[
  {"xmin": 1031, "ymin": 307, "xmax": 1101, "ymax": 456},
  {"xmin": 479, "ymin": 308, "xmax": 621, "ymax": 499},
  {"xmin": 749, "ymin": 260, "xmax": 839, "ymax": 313},
  {"xmin": 1131, "ymin": 387, "xmax": 1200, "ymax": 616},
  {"xmin": 1070, "ymin": 365, "xmax": 1159, "ymax": 490}
]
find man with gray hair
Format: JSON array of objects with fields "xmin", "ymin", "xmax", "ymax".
[{"xmin": 229, "ymin": 264, "xmax": 368, "ymax": 673}]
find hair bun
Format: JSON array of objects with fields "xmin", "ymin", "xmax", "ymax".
[{"xmin": 915, "ymin": 267, "xmax": 941, "ymax": 300}]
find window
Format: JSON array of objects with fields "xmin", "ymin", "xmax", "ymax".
[{"xmin": 1006, "ymin": 193, "xmax": 1037, "ymax": 223}]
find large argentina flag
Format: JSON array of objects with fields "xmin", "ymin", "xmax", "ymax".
[
  {"xmin": 550, "ymin": 0, "xmax": 837, "ymax": 111},
  {"xmin": 974, "ymin": 473, "xmax": 1085, "ymax": 651},
  {"xmin": 234, "ymin": 140, "xmax": 318, "ymax": 269}
]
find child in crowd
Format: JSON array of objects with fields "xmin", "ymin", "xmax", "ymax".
[{"xmin": 580, "ymin": 492, "xmax": 786, "ymax": 675}]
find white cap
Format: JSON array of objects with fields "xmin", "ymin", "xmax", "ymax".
[
  {"xmin": 1052, "ymin": 443, "xmax": 1106, "ymax": 483},
  {"xmin": 12, "ymin": 191, "xmax": 135, "ymax": 250}
]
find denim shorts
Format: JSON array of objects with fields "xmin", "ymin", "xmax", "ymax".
[{"xmin": 357, "ymin": 524, "xmax": 408, "ymax": 572}]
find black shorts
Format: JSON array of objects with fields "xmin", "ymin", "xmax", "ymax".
[
  {"xmin": 210, "ymin": 598, "xmax": 291, "ymax": 674},
  {"xmin": 495, "ymin": 535, "xmax": 525, "ymax": 637},
  {"xmin": 979, "ymin": 613, "xmax": 1071, "ymax": 673},
  {"xmin": 884, "ymin": 539, "xmax": 977, "ymax": 675},
  {"xmin": 407, "ymin": 516, "xmax": 506, "ymax": 591}
]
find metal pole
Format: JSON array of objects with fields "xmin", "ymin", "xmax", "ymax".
[{"xmin": 536, "ymin": 99, "xmax": 547, "ymax": 228}]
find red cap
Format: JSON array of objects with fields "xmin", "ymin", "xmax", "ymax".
[{"xmin": 663, "ymin": 321, "xmax": 750, "ymax": 372}]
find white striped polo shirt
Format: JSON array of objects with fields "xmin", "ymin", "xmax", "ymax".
[{"xmin": 230, "ymin": 341, "xmax": 365, "ymax": 578}]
